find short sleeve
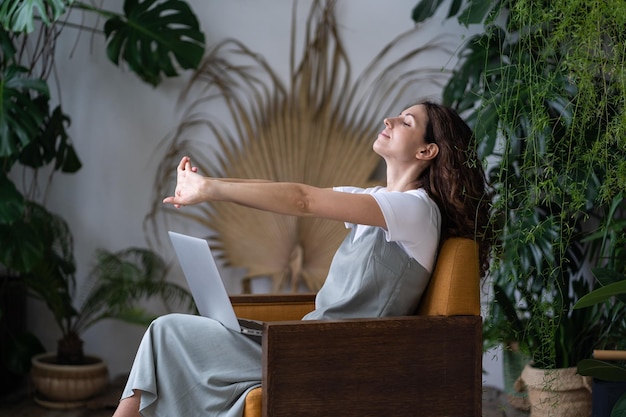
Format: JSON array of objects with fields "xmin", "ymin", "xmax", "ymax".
[{"xmin": 371, "ymin": 189, "xmax": 441, "ymax": 272}]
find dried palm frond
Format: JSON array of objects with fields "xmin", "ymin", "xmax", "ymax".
[{"xmin": 146, "ymin": 0, "xmax": 449, "ymax": 292}]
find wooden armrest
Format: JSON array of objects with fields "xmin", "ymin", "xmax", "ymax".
[
  {"xmin": 230, "ymin": 293, "xmax": 316, "ymax": 322},
  {"xmin": 261, "ymin": 315, "xmax": 482, "ymax": 417}
]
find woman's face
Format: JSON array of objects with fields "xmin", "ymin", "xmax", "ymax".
[{"xmin": 373, "ymin": 104, "xmax": 432, "ymax": 164}]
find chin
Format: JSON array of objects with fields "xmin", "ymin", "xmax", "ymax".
[{"xmin": 372, "ymin": 140, "xmax": 383, "ymax": 155}]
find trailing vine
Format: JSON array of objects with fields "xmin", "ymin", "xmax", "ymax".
[{"xmin": 414, "ymin": 0, "xmax": 626, "ymax": 369}]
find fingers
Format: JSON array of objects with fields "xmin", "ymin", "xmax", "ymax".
[
  {"xmin": 178, "ymin": 156, "xmax": 198, "ymax": 173},
  {"xmin": 162, "ymin": 196, "xmax": 180, "ymax": 208},
  {"xmin": 177, "ymin": 156, "xmax": 188, "ymax": 171},
  {"xmin": 184, "ymin": 158, "xmax": 192, "ymax": 172}
]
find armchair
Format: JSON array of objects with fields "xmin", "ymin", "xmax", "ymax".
[{"xmin": 231, "ymin": 237, "xmax": 482, "ymax": 417}]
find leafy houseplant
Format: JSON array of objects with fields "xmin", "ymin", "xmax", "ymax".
[
  {"xmin": 31, "ymin": 246, "xmax": 194, "ymax": 365},
  {"xmin": 28, "ymin": 245, "xmax": 194, "ymax": 404},
  {"xmin": 412, "ymin": 0, "xmax": 626, "ymax": 368},
  {"xmin": 0, "ymin": 0, "xmax": 204, "ymax": 385},
  {"xmin": 412, "ymin": 1, "xmax": 626, "ymax": 413},
  {"xmin": 0, "ymin": 0, "xmax": 204, "ymax": 274}
]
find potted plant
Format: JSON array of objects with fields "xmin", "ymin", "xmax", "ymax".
[
  {"xmin": 412, "ymin": 0, "xmax": 626, "ymax": 415},
  {"xmin": 0, "ymin": 0, "xmax": 204, "ymax": 395},
  {"xmin": 29, "ymin": 244, "xmax": 194, "ymax": 406}
]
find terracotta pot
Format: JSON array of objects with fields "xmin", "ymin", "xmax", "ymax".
[
  {"xmin": 31, "ymin": 352, "xmax": 109, "ymax": 408},
  {"xmin": 517, "ymin": 364, "xmax": 592, "ymax": 417}
]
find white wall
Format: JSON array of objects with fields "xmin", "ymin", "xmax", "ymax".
[{"xmin": 24, "ymin": 0, "xmax": 503, "ymax": 389}]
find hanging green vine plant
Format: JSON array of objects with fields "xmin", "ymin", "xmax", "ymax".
[
  {"xmin": 413, "ymin": 0, "xmax": 626, "ymax": 370},
  {"xmin": 147, "ymin": 0, "xmax": 448, "ymax": 292}
]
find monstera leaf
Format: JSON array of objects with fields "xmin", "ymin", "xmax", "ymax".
[
  {"xmin": 0, "ymin": 65, "xmax": 49, "ymax": 158},
  {"xmin": 0, "ymin": 0, "xmax": 74, "ymax": 33},
  {"xmin": 0, "ymin": 175, "xmax": 24, "ymax": 224},
  {"xmin": 18, "ymin": 100, "xmax": 81, "ymax": 173},
  {"xmin": 1, "ymin": 1, "xmax": 205, "ymax": 87},
  {"xmin": 104, "ymin": 0, "xmax": 205, "ymax": 86}
]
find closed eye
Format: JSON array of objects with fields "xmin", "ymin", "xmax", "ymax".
[{"xmin": 401, "ymin": 113, "xmax": 416, "ymax": 127}]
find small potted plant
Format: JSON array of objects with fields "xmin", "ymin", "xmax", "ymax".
[{"xmin": 29, "ymin": 241, "xmax": 194, "ymax": 406}]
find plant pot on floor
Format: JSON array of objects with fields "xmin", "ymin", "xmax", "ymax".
[
  {"xmin": 31, "ymin": 352, "xmax": 109, "ymax": 409},
  {"xmin": 517, "ymin": 364, "xmax": 592, "ymax": 417}
]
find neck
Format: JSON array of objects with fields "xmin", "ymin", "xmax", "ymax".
[{"xmin": 385, "ymin": 163, "xmax": 426, "ymax": 192}]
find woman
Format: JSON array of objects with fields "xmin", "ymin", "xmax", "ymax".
[{"xmin": 113, "ymin": 101, "xmax": 491, "ymax": 417}]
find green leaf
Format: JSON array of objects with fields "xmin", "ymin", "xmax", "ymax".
[
  {"xmin": 592, "ymin": 267, "xmax": 626, "ymax": 286},
  {"xmin": 0, "ymin": 175, "xmax": 24, "ymax": 224},
  {"xmin": 70, "ymin": 246, "xmax": 194, "ymax": 334},
  {"xmin": 18, "ymin": 103, "xmax": 81, "ymax": 173},
  {"xmin": 578, "ymin": 359, "xmax": 626, "ymax": 382},
  {"xmin": 447, "ymin": 0, "xmax": 464, "ymax": 17},
  {"xmin": 0, "ymin": 219, "xmax": 44, "ymax": 273},
  {"xmin": 574, "ymin": 280, "xmax": 626, "ymax": 309},
  {"xmin": 0, "ymin": 0, "xmax": 74, "ymax": 33},
  {"xmin": 473, "ymin": 102, "xmax": 500, "ymax": 158},
  {"xmin": 0, "ymin": 66, "xmax": 50, "ymax": 158},
  {"xmin": 411, "ymin": 0, "xmax": 447, "ymax": 24},
  {"xmin": 613, "ymin": 395, "xmax": 626, "ymax": 417},
  {"xmin": 103, "ymin": 0, "xmax": 205, "ymax": 86},
  {"xmin": 457, "ymin": 0, "xmax": 497, "ymax": 25},
  {"xmin": 0, "ymin": 27, "xmax": 16, "ymax": 62}
]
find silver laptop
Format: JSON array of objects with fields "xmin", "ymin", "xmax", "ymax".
[{"xmin": 168, "ymin": 231, "xmax": 264, "ymax": 342}]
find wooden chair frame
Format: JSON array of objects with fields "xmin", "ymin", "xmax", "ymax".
[{"xmin": 231, "ymin": 294, "xmax": 482, "ymax": 417}]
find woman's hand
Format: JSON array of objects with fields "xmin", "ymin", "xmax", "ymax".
[{"xmin": 162, "ymin": 156, "xmax": 207, "ymax": 208}]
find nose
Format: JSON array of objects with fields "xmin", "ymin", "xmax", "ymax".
[{"xmin": 384, "ymin": 117, "xmax": 392, "ymax": 128}]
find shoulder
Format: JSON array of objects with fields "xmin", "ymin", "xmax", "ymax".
[
  {"xmin": 372, "ymin": 188, "xmax": 441, "ymax": 240},
  {"xmin": 372, "ymin": 188, "xmax": 438, "ymax": 212}
]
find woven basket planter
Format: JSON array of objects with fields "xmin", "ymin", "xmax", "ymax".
[
  {"xmin": 31, "ymin": 352, "xmax": 109, "ymax": 408},
  {"xmin": 517, "ymin": 364, "xmax": 592, "ymax": 417}
]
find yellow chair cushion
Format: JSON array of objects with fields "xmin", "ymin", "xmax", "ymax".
[
  {"xmin": 243, "ymin": 387, "xmax": 262, "ymax": 417},
  {"xmin": 417, "ymin": 237, "xmax": 480, "ymax": 316}
]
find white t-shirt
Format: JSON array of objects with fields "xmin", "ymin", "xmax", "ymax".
[{"xmin": 335, "ymin": 186, "xmax": 441, "ymax": 272}]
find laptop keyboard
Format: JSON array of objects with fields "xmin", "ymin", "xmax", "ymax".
[{"xmin": 238, "ymin": 318, "xmax": 264, "ymax": 331}]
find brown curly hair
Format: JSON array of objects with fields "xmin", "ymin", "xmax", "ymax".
[{"xmin": 415, "ymin": 101, "xmax": 493, "ymax": 277}]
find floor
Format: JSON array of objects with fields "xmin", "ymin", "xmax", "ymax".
[{"xmin": 0, "ymin": 376, "xmax": 530, "ymax": 417}]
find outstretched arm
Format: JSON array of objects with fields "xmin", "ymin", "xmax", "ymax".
[{"xmin": 162, "ymin": 156, "xmax": 386, "ymax": 228}]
